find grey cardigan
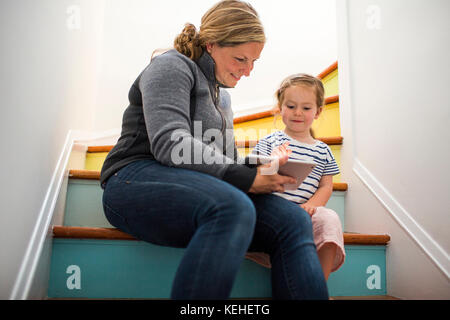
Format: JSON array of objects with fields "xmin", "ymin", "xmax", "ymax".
[{"xmin": 100, "ymin": 49, "xmax": 257, "ymax": 192}]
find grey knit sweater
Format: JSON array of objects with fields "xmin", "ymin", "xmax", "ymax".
[{"xmin": 100, "ymin": 49, "xmax": 257, "ymax": 192}]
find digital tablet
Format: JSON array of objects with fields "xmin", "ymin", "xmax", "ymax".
[{"xmin": 246, "ymin": 154, "xmax": 316, "ymax": 190}]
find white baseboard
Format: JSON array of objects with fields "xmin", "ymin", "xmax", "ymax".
[
  {"xmin": 10, "ymin": 131, "xmax": 75, "ymax": 299},
  {"xmin": 9, "ymin": 128, "xmax": 121, "ymax": 299},
  {"xmin": 353, "ymin": 158, "xmax": 450, "ymax": 280}
]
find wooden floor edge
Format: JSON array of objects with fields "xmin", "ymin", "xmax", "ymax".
[
  {"xmin": 69, "ymin": 170, "xmax": 348, "ymax": 191},
  {"xmin": 53, "ymin": 226, "xmax": 389, "ymax": 245}
]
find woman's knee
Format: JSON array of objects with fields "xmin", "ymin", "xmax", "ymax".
[{"xmin": 199, "ymin": 186, "xmax": 256, "ymax": 234}]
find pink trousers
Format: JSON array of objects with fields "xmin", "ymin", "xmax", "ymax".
[{"xmin": 245, "ymin": 207, "xmax": 346, "ymax": 272}]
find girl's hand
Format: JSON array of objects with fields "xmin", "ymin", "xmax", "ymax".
[
  {"xmin": 300, "ymin": 202, "xmax": 317, "ymax": 216},
  {"xmin": 271, "ymin": 142, "xmax": 292, "ymax": 160},
  {"xmin": 249, "ymin": 144, "xmax": 296, "ymax": 194}
]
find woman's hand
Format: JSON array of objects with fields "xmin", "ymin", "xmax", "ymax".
[{"xmin": 249, "ymin": 143, "xmax": 296, "ymax": 194}]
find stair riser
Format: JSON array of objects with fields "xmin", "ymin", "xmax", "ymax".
[
  {"xmin": 236, "ymin": 145, "xmax": 342, "ymax": 182},
  {"xmin": 48, "ymin": 240, "xmax": 385, "ymax": 299},
  {"xmin": 85, "ymin": 146, "xmax": 342, "ymax": 183},
  {"xmin": 64, "ymin": 179, "xmax": 346, "ymax": 229},
  {"xmin": 233, "ymin": 103, "xmax": 341, "ymax": 142}
]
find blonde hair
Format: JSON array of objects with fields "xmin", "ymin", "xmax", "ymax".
[
  {"xmin": 174, "ymin": 0, "xmax": 266, "ymax": 60},
  {"xmin": 273, "ymin": 73, "xmax": 325, "ymax": 138}
]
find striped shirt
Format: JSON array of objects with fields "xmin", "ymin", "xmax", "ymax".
[{"xmin": 252, "ymin": 131, "xmax": 340, "ymax": 204}]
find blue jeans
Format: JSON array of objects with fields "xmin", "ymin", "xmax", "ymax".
[{"xmin": 102, "ymin": 160, "xmax": 328, "ymax": 300}]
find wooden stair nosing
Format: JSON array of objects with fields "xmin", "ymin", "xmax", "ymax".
[
  {"xmin": 233, "ymin": 95, "xmax": 339, "ymax": 125},
  {"xmin": 87, "ymin": 136, "xmax": 343, "ymax": 153},
  {"xmin": 68, "ymin": 169, "xmax": 348, "ymax": 191},
  {"xmin": 235, "ymin": 136, "xmax": 343, "ymax": 148},
  {"xmin": 87, "ymin": 145, "xmax": 114, "ymax": 153},
  {"xmin": 317, "ymin": 61, "xmax": 338, "ymax": 80},
  {"xmin": 53, "ymin": 225, "xmax": 390, "ymax": 245}
]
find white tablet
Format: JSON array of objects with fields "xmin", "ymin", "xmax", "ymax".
[{"xmin": 246, "ymin": 154, "xmax": 316, "ymax": 190}]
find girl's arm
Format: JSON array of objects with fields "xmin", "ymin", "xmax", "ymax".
[{"xmin": 301, "ymin": 175, "xmax": 333, "ymax": 216}]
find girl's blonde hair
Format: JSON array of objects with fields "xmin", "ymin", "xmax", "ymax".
[
  {"xmin": 174, "ymin": 0, "xmax": 266, "ymax": 60},
  {"xmin": 274, "ymin": 73, "xmax": 325, "ymax": 138}
]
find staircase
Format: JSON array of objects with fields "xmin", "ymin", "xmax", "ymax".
[{"xmin": 47, "ymin": 62, "xmax": 392, "ymax": 299}]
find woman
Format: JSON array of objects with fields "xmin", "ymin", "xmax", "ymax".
[{"xmin": 100, "ymin": 0, "xmax": 328, "ymax": 300}]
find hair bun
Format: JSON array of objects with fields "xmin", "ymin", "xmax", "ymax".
[
  {"xmin": 174, "ymin": 23, "xmax": 202, "ymax": 59},
  {"xmin": 181, "ymin": 23, "xmax": 198, "ymax": 41}
]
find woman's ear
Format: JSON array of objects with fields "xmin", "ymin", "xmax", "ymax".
[
  {"xmin": 205, "ymin": 43, "xmax": 214, "ymax": 54},
  {"xmin": 315, "ymin": 106, "xmax": 323, "ymax": 119}
]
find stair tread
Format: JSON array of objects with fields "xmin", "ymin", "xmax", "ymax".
[
  {"xmin": 235, "ymin": 136, "xmax": 343, "ymax": 148},
  {"xmin": 317, "ymin": 61, "xmax": 338, "ymax": 80},
  {"xmin": 48, "ymin": 295, "xmax": 399, "ymax": 300},
  {"xmin": 233, "ymin": 95, "xmax": 339, "ymax": 124},
  {"xmin": 87, "ymin": 136, "xmax": 344, "ymax": 153},
  {"xmin": 53, "ymin": 225, "xmax": 390, "ymax": 245},
  {"xmin": 69, "ymin": 169, "xmax": 349, "ymax": 191}
]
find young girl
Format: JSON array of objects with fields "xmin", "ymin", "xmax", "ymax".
[{"xmin": 245, "ymin": 73, "xmax": 345, "ymax": 281}]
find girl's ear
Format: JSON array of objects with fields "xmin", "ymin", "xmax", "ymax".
[{"xmin": 314, "ymin": 106, "xmax": 323, "ymax": 119}]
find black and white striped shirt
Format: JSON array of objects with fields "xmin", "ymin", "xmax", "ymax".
[{"xmin": 253, "ymin": 131, "xmax": 340, "ymax": 204}]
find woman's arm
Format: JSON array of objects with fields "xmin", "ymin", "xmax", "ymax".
[
  {"xmin": 140, "ymin": 52, "xmax": 257, "ymax": 192},
  {"xmin": 300, "ymin": 175, "xmax": 333, "ymax": 216}
]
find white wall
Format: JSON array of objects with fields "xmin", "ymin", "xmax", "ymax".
[
  {"xmin": 93, "ymin": 0, "xmax": 338, "ymax": 130},
  {"xmin": 337, "ymin": 0, "xmax": 450, "ymax": 299},
  {"xmin": 0, "ymin": 0, "xmax": 104, "ymax": 299}
]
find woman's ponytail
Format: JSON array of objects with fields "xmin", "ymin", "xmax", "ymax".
[{"xmin": 174, "ymin": 23, "xmax": 203, "ymax": 60}]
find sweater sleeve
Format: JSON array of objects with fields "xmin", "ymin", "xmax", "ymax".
[{"xmin": 139, "ymin": 53, "xmax": 256, "ymax": 192}]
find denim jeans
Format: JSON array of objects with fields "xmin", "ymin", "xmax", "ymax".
[{"xmin": 102, "ymin": 159, "xmax": 328, "ymax": 300}]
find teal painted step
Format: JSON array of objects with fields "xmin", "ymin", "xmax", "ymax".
[
  {"xmin": 65, "ymin": 179, "xmax": 346, "ymax": 229},
  {"xmin": 48, "ymin": 238, "xmax": 386, "ymax": 298}
]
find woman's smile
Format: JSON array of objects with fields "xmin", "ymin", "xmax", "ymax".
[{"xmin": 206, "ymin": 41, "xmax": 264, "ymax": 88}]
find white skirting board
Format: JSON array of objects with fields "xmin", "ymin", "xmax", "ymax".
[
  {"xmin": 353, "ymin": 158, "xmax": 449, "ymax": 280},
  {"xmin": 9, "ymin": 129, "xmax": 119, "ymax": 299}
]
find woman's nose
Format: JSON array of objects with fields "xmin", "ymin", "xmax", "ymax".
[{"xmin": 242, "ymin": 61, "xmax": 253, "ymax": 77}]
